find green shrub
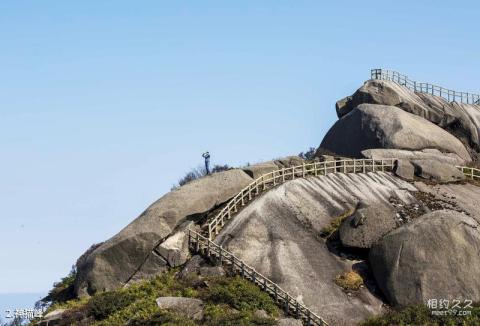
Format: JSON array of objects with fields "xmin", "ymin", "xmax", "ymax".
[
  {"xmin": 206, "ymin": 276, "xmax": 279, "ymax": 316},
  {"xmin": 37, "ymin": 270, "xmax": 281, "ymax": 325},
  {"xmin": 362, "ymin": 303, "xmax": 480, "ymax": 326},
  {"xmin": 203, "ymin": 303, "xmax": 276, "ymax": 326},
  {"xmin": 127, "ymin": 309, "xmax": 197, "ymax": 326},
  {"xmin": 39, "ymin": 267, "xmax": 77, "ymax": 307},
  {"xmin": 88, "ymin": 290, "xmax": 136, "ymax": 320}
]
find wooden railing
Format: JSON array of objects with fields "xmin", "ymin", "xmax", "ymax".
[
  {"xmin": 457, "ymin": 166, "xmax": 480, "ymax": 180},
  {"xmin": 371, "ymin": 68, "xmax": 480, "ymax": 105},
  {"xmin": 187, "ymin": 229, "xmax": 328, "ymax": 326},
  {"xmin": 206, "ymin": 158, "xmax": 396, "ymax": 240}
]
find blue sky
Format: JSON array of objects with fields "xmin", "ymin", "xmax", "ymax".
[{"xmin": 0, "ymin": 0, "xmax": 479, "ymax": 316}]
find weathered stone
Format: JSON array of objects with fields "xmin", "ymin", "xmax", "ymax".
[
  {"xmin": 362, "ymin": 148, "xmax": 465, "ymax": 166},
  {"xmin": 243, "ymin": 161, "xmax": 279, "ymax": 179},
  {"xmin": 253, "ymin": 309, "xmax": 269, "ymax": 319},
  {"xmin": 336, "ymin": 95, "xmax": 353, "ymax": 118},
  {"xmin": 277, "ymin": 318, "xmax": 303, "ymax": 326},
  {"xmin": 199, "ymin": 266, "xmax": 226, "ymax": 277},
  {"xmin": 339, "ymin": 205, "xmax": 397, "ymax": 249},
  {"xmin": 126, "ymin": 252, "xmax": 168, "ymax": 285},
  {"xmin": 75, "ymin": 169, "xmax": 253, "ymax": 296},
  {"xmin": 38, "ymin": 309, "xmax": 65, "ymax": 326},
  {"xmin": 411, "ymin": 159, "xmax": 465, "ymax": 183},
  {"xmin": 336, "ymin": 80, "xmax": 432, "ymax": 119},
  {"xmin": 178, "ymin": 255, "xmax": 206, "ymax": 279},
  {"xmin": 393, "ymin": 159, "xmax": 415, "ymax": 181},
  {"xmin": 215, "ymin": 172, "xmax": 416, "ymax": 325},
  {"xmin": 156, "ymin": 297, "xmax": 204, "ymax": 320},
  {"xmin": 156, "ymin": 221, "xmax": 194, "ymax": 268},
  {"xmin": 319, "ymin": 104, "xmax": 471, "ymax": 161},
  {"xmin": 369, "ymin": 210, "xmax": 480, "ymax": 307},
  {"xmin": 273, "ymin": 156, "xmax": 304, "ymax": 168},
  {"xmin": 338, "ymin": 79, "xmax": 480, "ymax": 153}
]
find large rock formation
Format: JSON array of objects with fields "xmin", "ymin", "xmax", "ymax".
[
  {"xmin": 369, "ymin": 210, "xmax": 480, "ymax": 307},
  {"xmin": 215, "ymin": 172, "xmax": 416, "ymax": 325},
  {"xmin": 338, "ymin": 205, "xmax": 397, "ymax": 249},
  {"xmin": 319, "ymin": 103, "xmax": 471, "ymax": 161},
  {"xmin": 74, "ymin": 169, "xmax": 253, "ymax": 296},
  {"xmin": 335, "ymin": 79, "xmax": 480, "ymax": 157}
]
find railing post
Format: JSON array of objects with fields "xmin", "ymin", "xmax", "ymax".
[
  {"xmin": 219, "ymin": 246, "xmax": 223, "ymax": 264},
  {"xmin": 302, "ymin": 163, "xmax": 305, "ymax": 178},
  {"xmin": 296, "ymin": 301, "xmax": 300, "ymax": 318},
  {"xmin": 273, "ymin": 171, "xmax": 276, "ymax": 186},
  {"xmin": 284, "ymin": 294, "xmax": 289, "ymax": 313},
  {"xmin": 314, "ymin": 162, "xmax": 318, "ymax": 176},
  {"xmin": 241, "ymin": 262, "xmax": 245, "ymax": 277},
  {"xmin": 256, "ymin": 180, "xmax": 259, "ymax": 195},
  {"xmin": 262, "ymin": 175, "xmax": 266, "ymax": 190},
  {"xmin": 292, "ymin": 166, "xmax": 295, "ymax": 179},
  {"xmin": 274, "ymin": 285, "xmax": 278, "ymax": 301},
  {"xmin": 195, "ymin": 233, "xmax": 200, "ymax": 252},
  {"xmin": 307, "ymin": 310, "xmax": 311, "ymax": 326},
  {"xmin": 248, "ymin": 185, "xmax": 252, "ymax": 200},
  {"xmin": 282, "ymin": 168, "xmax": 285, "ymax": 182}
]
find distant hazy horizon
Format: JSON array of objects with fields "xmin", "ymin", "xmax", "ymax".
[{"xmin": 1, "ymin": 1, "xmax": 479, "ymax": 315}]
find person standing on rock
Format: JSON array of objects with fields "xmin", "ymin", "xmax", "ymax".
[{"xmin": 202, "ymin": 151, "xmax": 211, "ymax": 175}]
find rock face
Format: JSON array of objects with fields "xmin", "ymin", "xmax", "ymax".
[
  {"xmin": 362, "ymin": 148, "xmax": 465, "ymax": 166},
  {"xmin": 336, "ymin": 79, "xmax": 480, "ymax": 156},
  {"xmin": 339, "ymin": 205, "xmax": 397, "ymax": 249},
  {"xmin": 156, "ymin": 297, "xmax": 204, "ymax": 320},
  {"xmin": 393, "ymin": 159, "xmax": 414, "ymax": 181},
  {"xmin": 215, "ymin": 172, "xmax": 416, "ymax": 325},
  {"xmin": 369, "ymin": 210, "xmax": 480, "ymax": 307},
  {"xmin": 74, "ymin": 169, "xmax": 253, "ymax": 296},
  {"xmin": 410, "ymin": 160, "xmax": 465, "ymax": 183},
  {"xmin": 319, "ymin": 104, "xmax": 471, "ymax": 161},
  {"xmin": 243, "ymin": 161, "xmax": 280, "ymax": 179}
]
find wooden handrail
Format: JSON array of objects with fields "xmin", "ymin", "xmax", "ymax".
[
  {"xmin": 207, "ymin": 158, "xmax": 396, "ymax": 240},
  {"xmin": 187, "ymin": 159, "xmax": 478, "ymax": 326},
  {"xmin": 371, "ymin": 68, "xmax": 480, "ymax": 105},
  {"xmin": 456, "ymin": 166, "xmax": 480, "ymax": 180},
  {"xmin": 188, "ymin": 229, "xmax": 328, "ymax": 326}
]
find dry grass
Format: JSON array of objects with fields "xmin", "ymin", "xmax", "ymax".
[
  {"xmin": 320, "ymin": 208, "xmax": 356, "ymax": 238},
  {"xmin": 334, "ymin": 271, "xmax": 364, "ymax": 291}
]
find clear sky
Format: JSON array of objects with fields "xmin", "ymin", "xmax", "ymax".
[{"xmin": 0, "ymin": 0, "xmax": 479, "ymax": 315}]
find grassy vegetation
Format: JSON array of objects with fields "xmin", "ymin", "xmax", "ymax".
[
  {"xmin": 334, "ymin": 271, "xmax": 363, "ymax": 291},
  {"xmin": 361, "ymin": 303, "xmax": 480, "ymax": 326},
  {"xmin": 36, "ymin": 270, "xmax": 280, "ymax": 326},
  {"xmin": 320, "ymin": 208, "xmax": 355, "ymax": 238}
]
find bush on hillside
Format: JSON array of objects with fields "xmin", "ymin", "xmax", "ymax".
[
  {"xmin": 40, "ymin": 270, "xmax": 279, "ymax": 325},
  {"xmin": 38, "ymin": 266, "xmax": 77, "ymax": 307},
  {"xmin": 174, "ymin": 164, "xmax": 232, "ymax": 189},
  {"xmin": 298, "ymin": 147, "xmax": 316, "ymax": 161},
  {"xmin": 361, "ymin": 303, "xmax": 480, "ymax": 326}
]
